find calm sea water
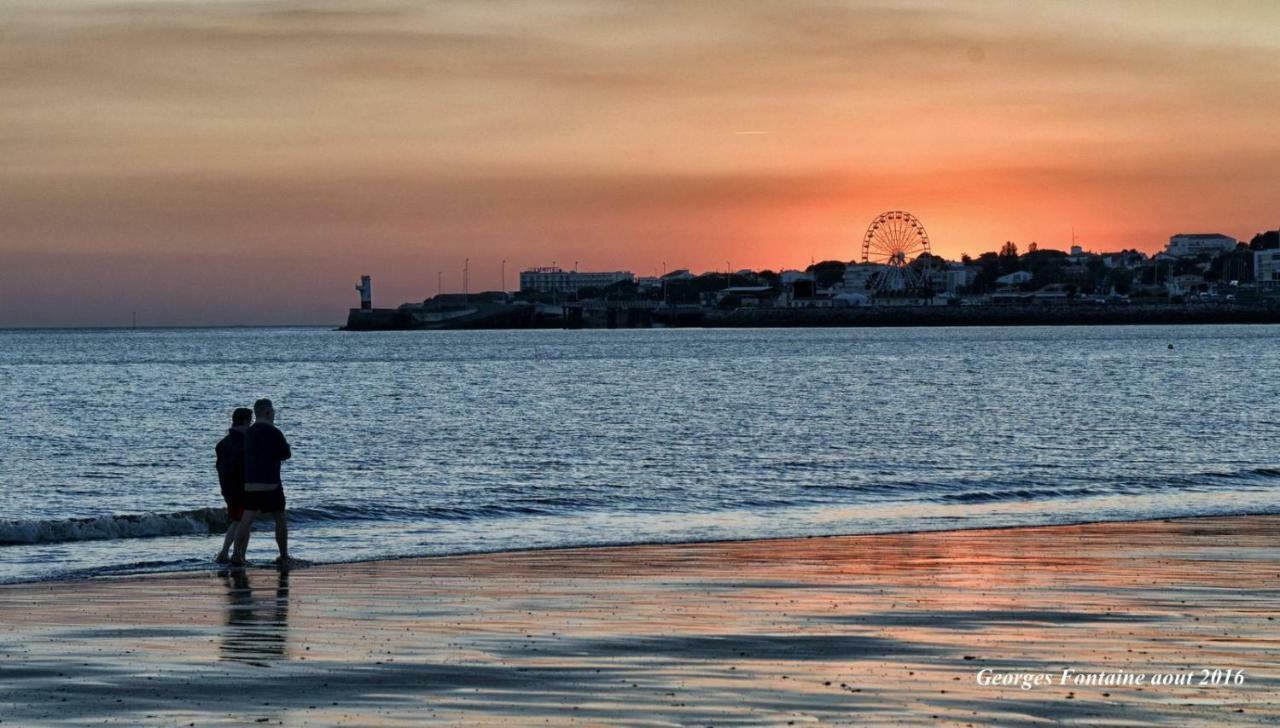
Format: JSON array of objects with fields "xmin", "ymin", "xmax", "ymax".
[{"xmin": 1, "ymin": 325, "xmax": 1277, "ymax": 583}]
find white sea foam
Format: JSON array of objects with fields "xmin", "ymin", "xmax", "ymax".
[{"xmin": 0, "ymin": 508, "xmax": 229, "ymax": 546}]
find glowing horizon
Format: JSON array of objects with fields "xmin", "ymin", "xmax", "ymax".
[{"xmin": 2, "ymin": 0, "xmax": 1278, "ymax": 326}]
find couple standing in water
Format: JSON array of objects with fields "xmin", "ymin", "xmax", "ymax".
[{"xmin": 214, "ymin": 398, "xmax": 294, "ymax": 567}]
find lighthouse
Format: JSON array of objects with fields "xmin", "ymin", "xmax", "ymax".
[{"xmin": 355, "ymin": 275, "xmax": 372, "ymax": 310}]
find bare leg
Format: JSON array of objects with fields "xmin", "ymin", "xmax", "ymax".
[
  {"xmin": 273, "ymin": 511, "xmax": 289, "ymax": 563},
  {"xmin": 216, "ymin": 521, "xmax": 238, "ymax": 563},
  {"xmin": 232, "ymin": 510, "xmax": 258, "ymax": 563}
]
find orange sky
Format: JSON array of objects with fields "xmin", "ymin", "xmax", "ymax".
[{"xmin": 2, "ymin": 0, "xmax": 1278, "ymax": 325}]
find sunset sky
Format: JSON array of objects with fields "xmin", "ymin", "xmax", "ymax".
[{"xmin": 2, "ymin": 0, "xmax": 1279, "ymax": 326}]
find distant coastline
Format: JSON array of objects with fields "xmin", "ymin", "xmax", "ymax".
[
  {"xmin": 343, "ymin": 301, "xmax": 1280, "ymax": 330},
  {"xmin": 705, "ymin": 302, "xmax": 1280, "ymax": 328},
  {"xmin": 343, "ymin": 228, "xmax": 1280, "ymax": 331}
]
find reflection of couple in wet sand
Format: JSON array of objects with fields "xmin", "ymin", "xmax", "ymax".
[
  {"xmin": 220, "ymin": 568, "xmax": 289, "ymax": 666},
  {"xmin": 214, "ymin": 398, "xmax": 295, "ymax": 567}
]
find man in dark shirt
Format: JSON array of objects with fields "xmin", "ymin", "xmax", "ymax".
[
  {"xmin": 231, "ymin": 398, "xmax": 293, "ymax": 565},
  {"xmin": 214, "ymin": 407, "xmax": 253, "ymax": 563}
]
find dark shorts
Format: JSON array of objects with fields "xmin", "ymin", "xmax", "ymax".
[
  {"xmin": 223, "ymin": 497, "xmax": 245, "ymax": 522},
  {"xmin": 243, "ymin": 486, "xmax": 286, "ymax": 514}
]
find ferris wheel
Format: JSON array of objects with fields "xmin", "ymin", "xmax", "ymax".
[{"xmin": 861, "ymin": 210, "xmax": 933, "ymax": 293}]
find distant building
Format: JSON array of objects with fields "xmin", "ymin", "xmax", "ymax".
[
  {"xmin": 939, "ymin": 264, "xmax": 975, "ymax": 294},
  {"xmin": 1099, "ymin": 250, "xmax": 1147, "ymax": 268},
  {"xmin": 1169, "ymin": 274, "xmax": 1206, "ymax": 295},
  {"xmin": 780, "ymin": 269, "xmax": 814, "ymax": 286},
  {"xmin": 717, "ymin": 285, "xmax": 774, "ymax": 296},
  {"xmin": 519, "ymin": 267, "xmax": 633, "ymax": 294},
  {"xmin": 714, "ymin": 285, "xmax": 776, "ymax": 307},
  {"xmin": 841, "ymin": 263, "xmax": 880, "ymax": 291},
  {"xmin": 661, "ymin": 269, "xmax": 695, "ymax": 281},
  {"xmin": 1166, "ymin": 233, "xmax": 1238, "ymax": 258},
  {"xmin": 996, "ymin": 271, "xmax": 1033, "ymax": 286},
  {"xmin": 784, "ymin": 287, "xmax": 834, "ymax": 308},
  {"xmin": 1255, "ymin": 250, "xmax": 1280, "ymax": 290},
  {"xmin": 832, "ymin": 291, "xmax": 870, "ymax": 307},
  {"xmin": 1065, "ymin": 246, "xmax": 1092, "ymax": 264},
  {"xmin": 1033, "ymin": 284, "xmax": 1070, "ymax": 303}
]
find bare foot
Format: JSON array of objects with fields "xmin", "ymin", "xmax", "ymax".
[{"xmin": 214, "ymin": 553, "xmax": 230, "ymax": 564}]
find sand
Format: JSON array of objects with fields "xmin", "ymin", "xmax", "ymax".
[{"xmin": 0, "ymin": 515, "xmax": 1277, "ymax": 726}]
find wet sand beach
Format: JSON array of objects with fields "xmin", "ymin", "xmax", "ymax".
[{"xmin": 1, "ymin": 515, "xmax": 1277, "ymax": 726}]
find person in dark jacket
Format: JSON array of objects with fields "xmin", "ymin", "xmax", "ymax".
[
  {"xmin": 231, "ymin": 398, "xmax": 293, "ymax": 565},
  {"xmin": 214, "ymin": 407, "xmax": 253, "ymax": 564}
]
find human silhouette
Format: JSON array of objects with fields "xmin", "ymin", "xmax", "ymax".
[
  {"xmin": 214, "ymin": 407, "xmax": 252, "ymax": 563},
  {"xmin": 231, "ymin": 398, "xmax": 293, "ymax": 565}
]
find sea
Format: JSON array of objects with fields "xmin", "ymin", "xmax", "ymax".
[{"xmin": 1, "ymin": 325, "xmax": 1278, "ymax": 584}]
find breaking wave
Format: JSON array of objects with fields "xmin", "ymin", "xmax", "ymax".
[
  {"xmin": 0, "ymin": 502, "xmax": 570, "ymax": 547},
  {"xmin": 0, "ymin": 507, "xmax": 233, "ymax": 546}
]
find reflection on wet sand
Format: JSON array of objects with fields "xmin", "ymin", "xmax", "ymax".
[
  {"xmin": 0, "ymin": 516, "xmax": 1276, "ymax": 725},
  {"xmin": 220, "ymin": 568, "xmax": 289, "ymax": 666}
]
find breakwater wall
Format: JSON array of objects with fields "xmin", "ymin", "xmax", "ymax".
[{"xmin": 704, "ymin": 304, "xmax": 1280, "ymax": 328}]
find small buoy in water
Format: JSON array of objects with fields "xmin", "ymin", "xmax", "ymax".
[{"xmin": 1168, "ymin": 343, "xmax": 1174, "ymax": 349}]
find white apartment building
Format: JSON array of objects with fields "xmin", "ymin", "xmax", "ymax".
[
  {"xmin": 1255, "ymin": 250, "xmax": 1280, "ymax": 289},
  {"xmin": 519, "ymin": 267, "xmax": 634, "ymax": 294},
  {"xmin": 1166, "ymin": 233, "xmax": 1238, "ymax": 258}
]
